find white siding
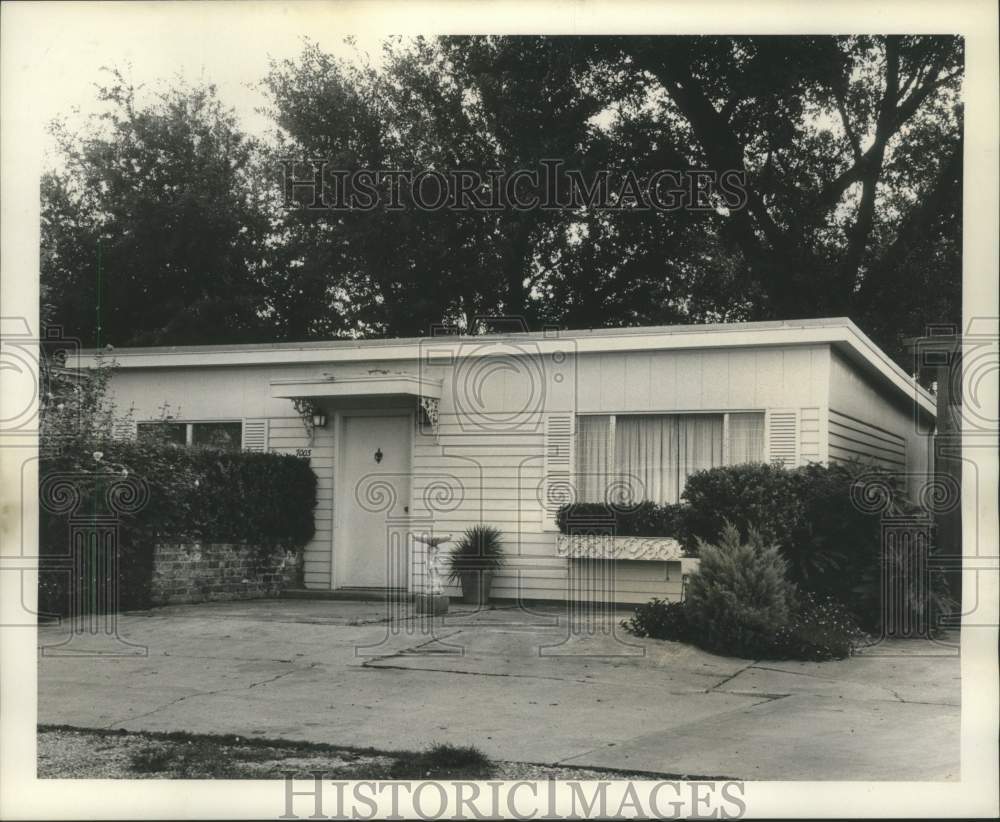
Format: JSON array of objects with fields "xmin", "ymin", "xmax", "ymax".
[
  {"xmin": 828, "ymin": 348, "xmax": 932, "ymax": 497},
  {"xmin": 102, "ymin": 339, "xmax": 929, "ymax": 602}
]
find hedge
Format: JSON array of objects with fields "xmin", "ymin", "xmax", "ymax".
[
  {"xmin": 555, "ymin": 500, "xmax": 686, "ymax": 538},
  {"xmin": 39, "ymin": 438, "xmax": 317, "ymax": 615},
  {"xmin": 560, "ymin": 461, "xmax": 952, "ymax": 633}
]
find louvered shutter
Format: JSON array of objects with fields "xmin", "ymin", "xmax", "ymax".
[
  {"xmin": 111, "ymin": 418, "xmax": 137, "ymax": 440},
  {"xmin": 767, "ymin": 409, "xmax": 799, "ymax": 468},
  {"xmin": 541, "ymin": 414, "xmax": 574, "ymax": 530},
  {"xmin": 241, "ymin": 418, "xmax": 269, "ymax": 452}
]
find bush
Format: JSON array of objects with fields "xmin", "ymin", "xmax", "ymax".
[
  {"xmin": 767, "ymin": 593, "xmax": 867, "ymax": 661},
  {"xmin": 445, "ymin": 524, "xmax": 505, "ymax": 582},
  {"xmin": 39, "ymin": 439, "xmax": 317, "ymax": 616},
  {"xmin": 684, "ymin": 523, "xmax": 798, "ymax": 657},
  {"xmin": 556, "ymin": 501, "xmax": 687, "ymax": 539},
  {"xmin": 620, "ymin": 598, "xmax": 692, "ymax": 642},
  {"xmin": 679, "ymin": 460, "xmax": 950, "ymax": 634}
]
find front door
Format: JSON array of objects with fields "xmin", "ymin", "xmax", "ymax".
[{"xmin": 337, "ymin": 414, "xmax": 411, "ymax": 588}]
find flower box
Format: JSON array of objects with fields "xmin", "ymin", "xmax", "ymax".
[{"xmin": 556, "ymin": 533, "xmax": 694, "ymax": 564}]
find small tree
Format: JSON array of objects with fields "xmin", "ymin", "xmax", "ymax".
[{"xmin": 685, "ymin": 523, "xmax": 797, "ymax": 657}]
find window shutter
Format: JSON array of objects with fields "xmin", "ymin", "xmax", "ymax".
[
  {"xmin": 111, "ymin": 418, "xmax": 136, "ymax": 440},
  {"xmin": 541, "ymin": 414, "xmax": 574, "ymax": 530},
  {"xmin": 241, "ymin": 418, "xmax": 269, "ymax": 452},
  {"xmin": 767, "ymin": 410, "xmax": 799, "ymax": 468}
]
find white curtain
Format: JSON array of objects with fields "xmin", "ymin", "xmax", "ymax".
[
  {"xmin": 614, "ymin": 414, "xmax": 724, "ymax": 504},
  {"xmin": 727, "ymin": 412, "xmax": 765, "ymax": 464},
  {"xmin": 575, "ymin": 415, "xmax": 610, "ymax": 503}
]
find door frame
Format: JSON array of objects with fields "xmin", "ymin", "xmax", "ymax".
[{"xmin": 331, "ymin": 408, "xmax": 415, "ymax": 590}]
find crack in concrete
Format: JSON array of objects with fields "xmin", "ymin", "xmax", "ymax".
[
  {"xmin": 747, "ymin": 663, "xmax": 959, "ymax": 706},
  {"xmin": 161, "ymin": 651, "xmax": 296, "ymax": 664},
  {"xmin": 706, "ymin": 660, "xmax": 757, "ymax": 692},
  {"xmin": 362, "ymin": 662, "xmax": 598, "ymax": 684},
  {"xmin": 101, "ymin": 663, "xmax": 320, "ymax": 729},
  {"xmin": 551, "ymin": 694, "xmax": 779, "ymax": 770},
  {"xmin": 358, "ymin": 629, "xmax": 465, "ymax": 667}
]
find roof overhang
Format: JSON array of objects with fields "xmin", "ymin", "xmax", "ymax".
[
  {"xmin": 75, "ymin": 318, "xmax": 936, "ymax": 418},
  {"xmin": 270, "ymin": 372, "xmax": 442, "ymax": 401}
]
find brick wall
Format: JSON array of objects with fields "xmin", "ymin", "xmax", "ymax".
[{"xmin": 150, "ymin": 543, "xmax": 302, "ymax": 606}]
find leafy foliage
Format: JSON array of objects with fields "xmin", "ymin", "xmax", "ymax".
[
  {"xmin": 556, "ymin": 501, "xmax": 687, "ymax": 540},
  {"xmin": 38, "ymin": 357, "xmax": 316, "ymax": 615},
  {"xmin": 445, "ymin": 525, "xmax": 505, "ymax": 582},
  {"xmin": 677, "ymin": 460, "xmax": 953, "ymax": 633},
  {"xmin": 683, "ymin": 523, "xmax": 798, "ymax": 657},
  {"xmin": 620, "ymin": 598, "xmax": 692, "ymax": 643},
  {"xmin": 42, "ymin": 36, "xmax": 962, "ymax": 371},
  {"xmin": 769, "ymin": 593, "xmax": 867, "ymax": 661},
  {"xmin": 41, "ymin": 70, "xmax": 276, "ymax": 347}
]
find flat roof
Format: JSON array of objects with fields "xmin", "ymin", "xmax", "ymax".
[{"xmin": 75, "ymin": 317, "xmax": 935, "ymax": 416}]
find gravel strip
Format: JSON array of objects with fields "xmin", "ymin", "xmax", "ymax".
[{"xmin": 38, "ymin": 728, "xmax": 664, "ymax": 781}]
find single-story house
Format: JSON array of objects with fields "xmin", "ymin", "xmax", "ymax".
[{"xmin": 81, "ymin": 318, "xmax": 936, "ymax": 605}]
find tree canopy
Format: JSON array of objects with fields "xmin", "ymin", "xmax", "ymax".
[{"xmin": 42, "ymin": 35, "xmax": 963, "ymax": 367}]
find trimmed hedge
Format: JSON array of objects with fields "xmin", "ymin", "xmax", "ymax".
[
  {"xmin": 555, "ymin": 500, "xmax": 686, "ymax": 538},
  {"xmin": 39, "ymin": 439, "xmax": 317, "ymax": 615}
]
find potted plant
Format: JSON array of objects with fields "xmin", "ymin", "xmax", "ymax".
[{"xmin": 446, "ymin": 525, "xmax": 505, "ymax": 606}]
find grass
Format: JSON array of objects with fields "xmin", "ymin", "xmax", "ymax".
[
  {"xmin": 388, "ymin": 743, "xmax": 493, "ymax": 779},
  {"xmin": 39, "ymin": 724, "xmax": 494, "ymax": 779}
]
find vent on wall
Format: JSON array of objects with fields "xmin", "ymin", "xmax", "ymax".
[
  {"xmin": 241, "ymin": 418, "xmax": 269, "ymax": 452},
  {"xmin": 767, "ymin": 410, "xmax": 799, "ymax": 468},
  {"xmin": 541, "ymin": 414, "xmax": 574, "ymax": 530}
]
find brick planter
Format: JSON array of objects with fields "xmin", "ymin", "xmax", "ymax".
[{"xmin": 150, "ymin": 543, "xmax": 302, "ymax": 606}]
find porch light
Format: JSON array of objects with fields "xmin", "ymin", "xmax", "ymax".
[{"xmin": 311, "ymin": 411, "xmax": 328, "ymax": 429}]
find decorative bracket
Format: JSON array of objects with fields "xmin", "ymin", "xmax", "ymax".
[
  {"xmin": 292, "ymin": 398, "xmax": 316, "ymax": 441},
  {"xmin": 419, "ymin": 396, "xmax": 440, "ymax": 441}
]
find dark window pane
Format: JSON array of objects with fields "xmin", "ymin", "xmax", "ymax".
[
  {"xmin": 137, "ymin": 422, "xmax": 187, "ymax": 446},
  {"xmin": 191, "ymin": 422, "xmax": 242, "ymax": 451}
]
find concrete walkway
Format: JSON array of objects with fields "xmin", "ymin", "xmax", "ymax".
[{"xmin": 37, "ymin": 599, "xmax": 961, "ymax": 780}]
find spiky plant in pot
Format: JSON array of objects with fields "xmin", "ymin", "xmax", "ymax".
[{"xmin": 446, "ymin": 525, "xmax": 505, "ymax": 606}]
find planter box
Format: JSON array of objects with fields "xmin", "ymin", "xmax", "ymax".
[{"xmin": 556, "ymin": 533, "xmax": 700, "ymax": 574}]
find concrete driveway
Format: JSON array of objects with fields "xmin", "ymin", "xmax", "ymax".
[{"xmin": 37, "ymin": 599, "xmax": 961, "ymax": 780}]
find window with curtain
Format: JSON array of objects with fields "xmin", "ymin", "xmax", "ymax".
[{"xmin": 575, "ymin": 412, "xmax": 765, "ymax": 504}]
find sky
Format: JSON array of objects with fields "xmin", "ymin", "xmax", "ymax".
[{"xmin": 19, "ymin": 3, "xmax": 388, "ymax": 163}]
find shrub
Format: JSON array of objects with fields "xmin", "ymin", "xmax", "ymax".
[
  {"xmin": 38, "ymin": 360, "xmax": 317, "ymax": 617},
  {"xmin": 445, "ymin": 525, "xmax": 505, "ymax": 583},
  {"xmin": 679, "ymin": 460, "xmax": 950, "ymax": 634},
  {"xmin": 679, "ymin": 462, "xmax": 795, "ymax": 552},
  {"xmin": 556, "ymin": 501, "xmax": 687, "ymax": 540},
  {"xmin": 620, "ymin": 598, "xmax": 691, "ymax": 642},
  {"xmin": 684, "ymin": 523, "xmax": 798, "ymax": 657},
  {"xmin": 767, "ymin": 593, "xmax": 867, "ymax": 661}
]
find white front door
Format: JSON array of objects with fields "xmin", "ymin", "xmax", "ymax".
[{"xmin": 337, "ymin": 414, "xmax": 411, "ymax": 588}]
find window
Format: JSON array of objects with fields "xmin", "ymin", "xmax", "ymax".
[
  {"xmin": 138, "ymin": 421, "xmax": 242, "ymax": 452},
  {"xmin": 575, "ymin": 412, "xmax": 765, "ymax": 504}
]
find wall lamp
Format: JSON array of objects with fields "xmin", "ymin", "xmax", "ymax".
[{"xmin": 311, "ymin": 410, "xmax": 328, "ymax": 429}]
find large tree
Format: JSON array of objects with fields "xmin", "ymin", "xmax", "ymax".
[
  {"xmin": 43, "ymin": 36, "xmax": 962, "ymax": 367},
  {"xmin": 262, "ymin": 35, "xmax": 962, "ymax": 361},
  {"xmin": 614, "ymin": 35, "xmax": 963, "ymax": 357},
  {"xmin": 42, "ymin": 71, "xmax": 276, "ymax": 347}
]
